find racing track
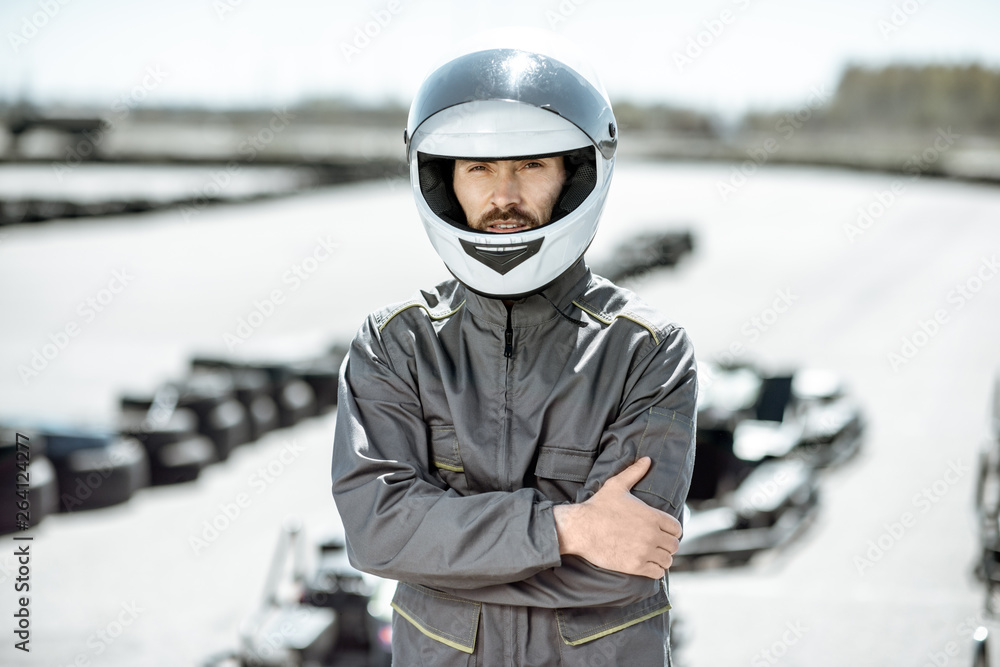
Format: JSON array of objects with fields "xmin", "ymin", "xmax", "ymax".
[{"xmin": 0, "ymin": 161, "xmax": 998, "ymax": 666}]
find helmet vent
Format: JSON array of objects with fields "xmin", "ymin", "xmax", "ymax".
[{"xmin": 459, "ymin": 238, "xmax": 544, "ymax": 275}]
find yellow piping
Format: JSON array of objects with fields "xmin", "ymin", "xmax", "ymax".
[
  {"xmin": 559, "ymin": 604, "xmax": 672, "ymax": 646},
  {"xmin": 378, "ymin": 300, "xmax": 466, "ymax": 333},
  {"xmin": 571, "ymin": 301, "xmax": 661, "ymax": 345},
  {"xmin": 390, "ymin": 602, "xmax": 476, "ymax": 654}
]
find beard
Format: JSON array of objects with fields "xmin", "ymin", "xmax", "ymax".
[{"xmin": 472, "ymin": 206, "xmax": 543, "ymax": 231}]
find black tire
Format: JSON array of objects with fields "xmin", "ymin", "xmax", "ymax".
[
  {"xmin": 291, "ymin": 354, "xmax": 344, "ymax": 414},
  {"xmin": 0, "ymin": 455, "xmax": 59, "ymax": 534},
  {"xmin": 180, "ymin": 372, "xmax": 254, "ymax": 459},
  {"xmin": 52, "ymin": 437, "xmax": 149, "ymax": 512},
  {"xmin": 124, "ymin": 374, "xmax": 252, "ymax": 461},
  {"xmin": 120, "ymin": 408, "xmax": 215, "ymax": 485},
  {"xmin": 149, "ymin": 435, "xmax": 215, "ymax": 486}
]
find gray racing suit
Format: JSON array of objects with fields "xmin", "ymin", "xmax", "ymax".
[{"xmin": 331, "ymin": 259, "xmax": 697, "ymax": 666}]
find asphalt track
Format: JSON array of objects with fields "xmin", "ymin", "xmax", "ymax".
[{"xmin": 1, "ymin": 161, "xmax": 999, "ymax": 666}]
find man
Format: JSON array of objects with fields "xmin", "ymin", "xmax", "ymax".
[{"xmin": 332, "ymin": 31, "xmax": 697, "ymax": 665}]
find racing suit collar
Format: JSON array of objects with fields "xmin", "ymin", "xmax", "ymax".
[{"xmin": 462, "ymin": 258, "xmax": 592, "ymax": 327}]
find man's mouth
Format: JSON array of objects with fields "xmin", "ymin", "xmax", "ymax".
[
  {"xmin": 477, "ymin": 209, "xmax": 539, "ymax": 233},
  {"xmin": 488, "ymin": 221, "xmax": 530, "ymax": 233}
]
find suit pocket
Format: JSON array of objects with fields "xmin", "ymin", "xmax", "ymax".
[
  {"xmin": 555, "ymin": 583, "xmax": 671, "ymax": 646},
  {"xmin": 391, "ymin": 582, "xmax": 481, "ymax": 659},
  {"xmin": 634, "ymin": 408, "xmax": 695, "ymax": 510},
  {"xmin": 429, "ymin": 426, "xmax": 471, "ymax": 495},
  {"xmin": 533, "ymin": 445, "xmax": 597, "ymax": 502}
]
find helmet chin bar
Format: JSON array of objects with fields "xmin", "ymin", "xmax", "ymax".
[
  {"xmin": 446, "ymin": 261, "xmax": 566, "ymax": 302},
  {"xmin": 449, "ymin": 237, "xmax": 595, "ymax": 301},
  {"xmin": 406, "ymin": 38, "xmax": 616, "ymax": 298},
  {"xmin": 459, "ymin": 237, "xmax": 544, "ymax": 275}
]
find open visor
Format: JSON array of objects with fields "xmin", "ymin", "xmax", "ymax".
[{"xmin": 417, "ymin": 146, "xmax": 598, "ymax": 230}]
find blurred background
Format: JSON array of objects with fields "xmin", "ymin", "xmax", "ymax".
[{"xmin": 1, "ymin": 1, "xmax": 999, "ymax": 665}]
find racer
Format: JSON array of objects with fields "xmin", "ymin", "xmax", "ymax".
[{"xmin": 332, "ymin": 29, "xmax": 697, "ymax": 665}]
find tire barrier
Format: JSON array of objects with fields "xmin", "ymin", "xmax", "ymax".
[{"xmin": 0, "ymin": 341, "xmax": 349, "ymax": 534}]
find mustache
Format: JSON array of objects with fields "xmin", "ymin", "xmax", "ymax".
[{"xmin": 475, "ymin": 206, "xmax": 540, "ymax": 228}]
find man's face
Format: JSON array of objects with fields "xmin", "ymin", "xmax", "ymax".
[{"xmin": 452, "ymin": 156, "xmax": 566, "ymax": 234}]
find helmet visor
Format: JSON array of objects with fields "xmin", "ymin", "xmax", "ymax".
[{"xmin": 408, "ymin": 49, "xmax": 617, "ymax": 160}]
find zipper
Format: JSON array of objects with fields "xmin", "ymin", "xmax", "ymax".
[
  {"xmin": 504, "ymin": 303, "xmax": 514, "ymax": 358},
  {"xmin": 500, "ymin": 302, "xmax": 514, "ymax": 492}
]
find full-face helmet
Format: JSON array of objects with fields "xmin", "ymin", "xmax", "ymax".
[{"xmin": 406, "ymin": 29, "xmax": 617, "ymax": 299}]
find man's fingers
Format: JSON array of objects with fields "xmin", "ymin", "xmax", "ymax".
[
  {"xmin": 639, "ymin": 562, "xmax": 667, "ymax": 580},
  {"xmin": 608, "ymin": 456, "xmax": 651, "ymax": 491},
  {"xmin": 651, "ymin": 549, "xmax": 674, "ymax": 571},
  {"xmin": 657, "ymin": 535, "xmax": 680, "ymax": 556},
  {"xmin": 659, "ymin": 513, "xmax": 683, "ymax": 539}
]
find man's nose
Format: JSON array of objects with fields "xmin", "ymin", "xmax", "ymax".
[{"xmin": 491, "ymin": 170, "xmax": 521, "ymax": 209}]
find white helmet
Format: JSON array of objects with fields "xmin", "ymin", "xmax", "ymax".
[{"xmin": 406, "ymin": 29, "xmax": 617, "ymax": 299}]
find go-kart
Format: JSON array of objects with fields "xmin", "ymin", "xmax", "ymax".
[
  {"xmin": 974, "ymin": 371, "xmax": 1000, "ymax": 608},
  {"xmin": 675, "ymin": 361, "xmax": 864, "ymax": 568},
  {"xmin": 592, "ymin": 228, "xmax": 695, "ymax": 283},
  {"xmin": 205, "ymin": 522, "xmax": 392, "ymax": 667}
]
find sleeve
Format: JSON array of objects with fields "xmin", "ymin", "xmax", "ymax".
[
  {"xmin": 430, "ymin": 325, "xmax": 698, "ymax": 608},
  {"xmin": 330, "ymin": 318, "xmax": 563, "ymax": 590}
]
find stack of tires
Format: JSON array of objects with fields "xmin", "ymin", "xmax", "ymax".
[
  {"xmin": 0, "ymin": 427, "xmax": 59, "ymax": 534},
  {"xmin": 40, "ymin": 426, "xmax": 149, "ymax": 513},
  {"xmin": 0, "ymin": 341, "xmax": 350, "ymax": 533}
]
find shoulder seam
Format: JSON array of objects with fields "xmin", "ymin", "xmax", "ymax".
[
  {"xmin": 377, "ymin": 300, "xmax": 466, "ymax": 333},
  {"xmin": 571, "ymin": 298, "xmax": 670, "ymax": 346}
]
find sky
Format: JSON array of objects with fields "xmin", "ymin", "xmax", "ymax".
[{"xmin": 1, "ymin": 0, "xmax": 999, "ymax": 118}]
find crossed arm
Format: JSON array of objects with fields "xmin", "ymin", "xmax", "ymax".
[{"xmin": 331, "ymin": 322, "xmax": 697, "ymax": 609}]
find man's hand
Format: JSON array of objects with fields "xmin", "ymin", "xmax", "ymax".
[{"xmin": 553, "ymin": 457, "xmax": 681, "ymax": 579}]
